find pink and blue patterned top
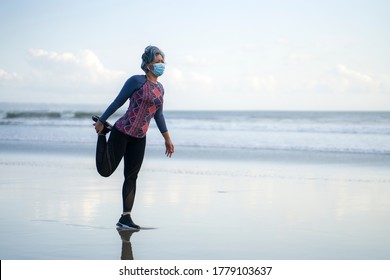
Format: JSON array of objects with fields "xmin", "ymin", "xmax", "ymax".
[{"xmin": 99, "ymin": 75, "xmax": 167, "ymax": 138}]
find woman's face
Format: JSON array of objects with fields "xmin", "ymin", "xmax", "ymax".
[
  {"xmin": 152, "ymin": 54, "xmax": 164, "ymax": 65},
  {"xmin": 147, "ymin": 54, "xmax": 165, "ymax": 76}
]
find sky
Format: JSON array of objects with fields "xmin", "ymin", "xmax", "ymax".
[{"xmin": 0, "ymin": 0, "xmax": 389, "ymax": 111}]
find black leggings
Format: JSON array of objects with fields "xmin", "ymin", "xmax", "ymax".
[{"xmin": 96, "ymin": 127, "xmax": 146, "ymax": 212}]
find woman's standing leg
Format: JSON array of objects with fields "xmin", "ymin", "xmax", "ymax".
[
  {"xmin": 95, "ymin": 127, "xmax": 128, "ymax": 177},
  {"xmin": 116, "ymin": 136, "xmax": 146, "ymax": 229},
  {"xmin": 122, "ymin": 136, "xmax": 146, "ymax": 213}
]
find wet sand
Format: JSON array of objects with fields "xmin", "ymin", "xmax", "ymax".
[{"xmin": 1, "ymin": 141, "xmax": 390, "ymax": 260}]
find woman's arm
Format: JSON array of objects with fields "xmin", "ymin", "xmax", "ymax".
[
  {"xmin": 162, "ymin": 131, "xmax": 174, "ymax": 157},
  {"xmin": 154, "ymin": 106, "xmax": 174, "ymax": 157},
  {"xmin": 99, "ymin": 76, "xmax": 145, "ymax": 122},
  {"xmin": 95, "ymin": 76, "xmax": 145, "ymax": 134}
]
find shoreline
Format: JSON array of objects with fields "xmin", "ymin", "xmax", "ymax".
[
  {"xmin": 1, "ymin": 139, "xmax": 390, "ymax": 259},
  {"xmin": 1, "ymin": 139, "xmax": 390, "ymax": 166}
]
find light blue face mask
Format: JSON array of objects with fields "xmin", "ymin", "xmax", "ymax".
[{"xmin": 151, "ymin": 63, "xmax": 165, "ymax": 76}]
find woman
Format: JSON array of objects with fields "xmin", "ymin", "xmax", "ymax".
[{"xmin": 93, "ymin": 45, "xmax": 174, "ymax": 230}]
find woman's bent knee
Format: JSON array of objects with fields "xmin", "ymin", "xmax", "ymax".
[{"xmin": 97, "ymin": 166, "xmax": 113, "ymax": 177}]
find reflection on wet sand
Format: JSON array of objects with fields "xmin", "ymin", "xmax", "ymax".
[{"xmin": 117, "ymin": 228, "xmax": 139, "ymax": 260}]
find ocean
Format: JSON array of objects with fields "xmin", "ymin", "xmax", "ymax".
[{"xmin": 1, "ymin": 102, "xmax": 390, "ymax": 156}]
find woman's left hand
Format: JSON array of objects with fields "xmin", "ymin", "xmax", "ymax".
[
  {"xmin": 162, "ymin": 131, "xmax": 174, "ymax": 157},
  {"xmin": 165, "ymin": 139, "xmax": 174, "ymax": 158}
]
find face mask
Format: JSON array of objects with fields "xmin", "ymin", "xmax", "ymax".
[{"xmin": 151, "ymin": 63, "xmax": 165, "ymax": 76}]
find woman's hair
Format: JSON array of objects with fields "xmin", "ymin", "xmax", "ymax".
[{"xmin": 141, "ymin": 45, "xmax": 165, "ymax": 73}]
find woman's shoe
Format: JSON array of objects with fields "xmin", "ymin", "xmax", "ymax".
[{"xmin": 116, "ymin": 214, "xmax": 141, "ymax": 230}]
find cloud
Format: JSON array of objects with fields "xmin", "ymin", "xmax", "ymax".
[
  {"xmin": 0, "ymin": 48, "xmax": 131, "ymax": 103},
  {"xmin": 0, "ymin": 68, "xmax": 21, "ymax": 81},
  {"xmin": 29, "ymin": 49, "xmax": 78, "ymax": 63},
  {"xmin": 190, "ymin": 71, "xmax": 212, "ymax": 85},
  {"xmin": 165, "ymin": 66, "xmax": 213, "ymax": 91},
  {"xmin": 336, "ymin": 64, "xmax": 374, "ymax": 83},
  {"xmin": 164, "ymin": 67, "xmax": 185, "ymax": 91},
  {"xmin": 166, "ymin": 67, "xmax": 184, "ymax": 82},
  {"xmin": 333, "ymin": 64, "xmax": 382, "ymax": 94},
  {"xmin": 10, "ymin": 48, "xmax": 131, "ymax": 103},
  {"xmin": 162, "ymin": 66, "xmax": 217, "ymax": 109},
  {"xmin": 309, "ymin": 64, "xmax": 390, "ymax": 95},
  {"xmin": 27, "ymin": 48, "xmax": 127, "ymax": 86}
]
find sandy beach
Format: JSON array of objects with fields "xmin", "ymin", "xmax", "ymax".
[{"xmin": 1, "ymin": 139, "xmax": 389, "ymax": 260}]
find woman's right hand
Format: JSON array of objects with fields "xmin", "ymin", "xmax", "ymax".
[{"xmin": 94, "ymin": 121, "xmax": 105, "ymax": 134}]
